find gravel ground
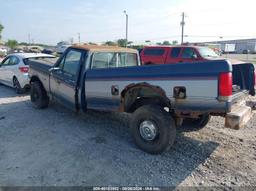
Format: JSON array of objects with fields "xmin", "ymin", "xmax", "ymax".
[{"xmin": 0, "ymin": 84, "xmax": 256, "ymax": 188}]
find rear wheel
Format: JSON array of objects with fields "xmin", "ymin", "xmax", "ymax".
[
  {"xmin": 130, "ymin": 105, "xmax": 176, "ymax": 154},
  {"xmin": 13, "ymin": 77, "xmax": 23, "ymax": 94},
  {"xmin": 183, "ymin": 114, "xmax": 211, "ymax": 131},
  {"xmin": 30, "ymin": 81, "xmax": 49, "ymax": 109}
]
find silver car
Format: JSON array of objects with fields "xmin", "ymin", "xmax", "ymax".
[{"xmin": 0, "ymin": 53, "xmax": 55, "ymax": 93}]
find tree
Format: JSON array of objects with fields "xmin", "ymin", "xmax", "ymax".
[
  {"xmin": 172, "ymin": 40, "xmax": 178, "ymax": 45},
  {"xmin": 6, "ymin": 39, "xmax": 18, "ymax": 49},
  {"xmin": 127, "ymin": 41, "xmax": 133, "ymax": 46},
  {"xmin": 0, "ymin": 23, "xmax": 4, "ymax": 40},
  {"xmin": 162, "ymin": 41, "xmax": 171, "ymax": 45},
  {"xmin": 88, "ymin": 42, "xmax": 97, "ymax": 45},
  {"xmin": 104, "ymin": 41, "xmax": 117, "ymax": 46},
  {"xmin": 117, "ymin": 39, "xmax": 127, "ymax": 47}
]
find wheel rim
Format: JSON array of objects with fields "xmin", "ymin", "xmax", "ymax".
[{"xmin": 139, "ymin": 120, "xmax": 158, "ymax": 141}]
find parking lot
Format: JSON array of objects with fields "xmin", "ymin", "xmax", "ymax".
[
  {"xmin": 0, "ymin": 84, "xmax": 256, "ymax": 187},
  {"xmin": 224, "ymin": 54, "xmax": 256, "ymax": 64}
]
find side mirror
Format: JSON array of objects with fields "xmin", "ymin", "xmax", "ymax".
[{"xmin": 49, "ymin": 67, "xmax": 60, "ymax": 72}]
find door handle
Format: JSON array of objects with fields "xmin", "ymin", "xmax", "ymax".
[{"xmin": 111, "ymin": 85, "xmax": 119, "ymax": 96}]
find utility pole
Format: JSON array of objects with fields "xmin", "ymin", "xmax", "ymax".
[
  {"xmin": 180, "ymin": 12, "xmax": 185, "ymax": 45},
  {"xmin": 124, "ymin": 10, "xmax": 128, "ymax": 47},
  {"xmin": 78, "ymin": 33, "xmax": 81, "ymax": 44}
]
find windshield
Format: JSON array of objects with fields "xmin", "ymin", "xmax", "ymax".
[{"xmin": 198, "ymin": 47, "xmax": 219, "ymax": 58}]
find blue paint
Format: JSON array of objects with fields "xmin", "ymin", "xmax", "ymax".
[{"xmin": 86, "ymin": 60, "xmax": 232, "ymax": 80}]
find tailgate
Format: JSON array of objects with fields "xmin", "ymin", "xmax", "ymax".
[{"xmin": 232, "ymin": 63, "xmax": 255, "ymax": 96}]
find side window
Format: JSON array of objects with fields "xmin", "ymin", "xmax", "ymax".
[
  {"xmin": 60, "ymin": 50, "xmax": 82, "ymax": 75},
  {"xmin": 1, "ymin": 57, "xmax": 11, "ymax": 65},
  {"xmin": 170, "ymin": 48, "xmax": 181, "ymax": 58},
  {"xmin": 143, "ymin": 48, "xmax": 165, "ymax": 56},
  {"xmin": 1, "ymin": 56, "xmax": 19, "ymax": 65},
  {"xmin": 9, "ymin": 56, "xmax": 19, "ymax": 65},
  {"xmin": 181, "ymin": 48, "xmax": 198, "ymax": 59}
]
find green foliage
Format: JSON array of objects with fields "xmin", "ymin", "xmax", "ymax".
[
  {"xmin": 172, "ymin": 40, "xmax": 178, "ymax": 45},
  {"xmin": 117, "ymin": 39, "xmax": 128, "ymax": 47},
  {"xmin": 19, "ymin": 42, "xmax": 29, "ymax": 46},
  {"xmin": 6, "ymin": 39, "xmax": 18, "ymax": 49},
  {"xmin": 156, "ymin": 40, "xmax": 178, "ymax": 46},
  {"xmin": 104, "ymin": 41, "xmax": 117, "ymax": 46},
  {"xmin": 88, "ymin": 42, "xmax": 97, "ymax": 45},
  {"xmin": 162, "ymin": 41, "xmax": 171, "ymax": 45}
]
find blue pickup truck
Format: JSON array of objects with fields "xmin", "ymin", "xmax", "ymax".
[{"xmin": 29, "ymin": 45, "xmax": 255, "ymax": 154}]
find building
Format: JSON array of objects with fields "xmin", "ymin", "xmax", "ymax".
[{"xmin": 209, "ymin": 38, "xmax": 256, "ymax": 54}]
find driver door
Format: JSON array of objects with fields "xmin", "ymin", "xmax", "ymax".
[{"xmin": 50, "ymin": 49, "xmax": 83, "ymax": 111}]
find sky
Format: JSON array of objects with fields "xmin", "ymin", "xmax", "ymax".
[{"xmin": 0, "ymin": 0, "xmax": 255, "ymax": 45}]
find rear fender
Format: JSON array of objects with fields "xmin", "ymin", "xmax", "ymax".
[{"xmin": 120, "ymin": 82, "xmax": 171, "ymax": 112}]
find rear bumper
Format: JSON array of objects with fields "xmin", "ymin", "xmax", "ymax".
[
  {"xmin": 17, "ymin": 73, "xmax": 30, "ymax": 89},
  {"xmin": 173, "ymin": 91, "xmax": 250, "ymax": 116}
]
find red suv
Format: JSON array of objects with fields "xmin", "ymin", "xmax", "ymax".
[{"xmin": 140, "ymin": 46, "xmax": 221, "ymax": 65}]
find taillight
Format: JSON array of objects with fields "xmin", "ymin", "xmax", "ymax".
[
  {"xmin": 219, "ymin": 72, "xmax": 232, "ymax": 97},
  {"xmin": 19, "ymin": 67, "xmax": 29, "ymax": 73}
]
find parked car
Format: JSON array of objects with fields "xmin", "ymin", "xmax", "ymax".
[
  {"xmin": 56, "ymin": 45, "xmax": 70, "ymax": 54},
  {"xmin": 140, "ymin": 46, "xmax": 221, "ymax": 65},
  {"xmin": 243, "ymin": 49, "xmax": 250, "ymax": 54},
  {"xmin": 29, "ymin": 45, "xmax": 255, "ymax": 154},
  {"xmin": 28, "ymin": 46, "xmax": 43, "ymax": 53},
  {"xmin": 0, "ymin": 53, "xmax": 55, "ymax": 93},
  {"xmin": 42, "ymin": 48, "xmax": 54, "ymax": 55}
]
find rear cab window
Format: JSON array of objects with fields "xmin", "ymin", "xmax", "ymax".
[{"xmin": 91, "ymin": 52, "xmax": 138, "ymax": 69}]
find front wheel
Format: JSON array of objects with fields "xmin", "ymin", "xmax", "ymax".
[
  {"xmin": 130, "ymin": 105, "xmax": 176, "ymax": 154},
  {"xmin": 30, "ymin": 81, "xmax": 49, "ymax": 109}
]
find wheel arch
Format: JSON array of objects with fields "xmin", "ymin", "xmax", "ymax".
[
  {"xmin": 120, "ymin": 82, "xmax": 172, "ymax": 113},
  {"xmin": 30, "ymin": 76, "xmax": 47, "ymax": 92}
]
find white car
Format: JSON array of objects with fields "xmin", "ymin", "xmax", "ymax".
[{"xmin": 0, "ymin": 53, "xmax": 55, "ymax": 93}]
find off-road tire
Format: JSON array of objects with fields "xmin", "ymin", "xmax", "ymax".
[
  {"xmin": 30, "ymin": 81, "xmax": 49, "ymax": 109},
  {"xmin": 184, "ymin": 114, "xmax": 211, "ymax": 131},
  {"xmin": 130, "ymin": 105, "xmax": 176, "ymax": 154}
]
